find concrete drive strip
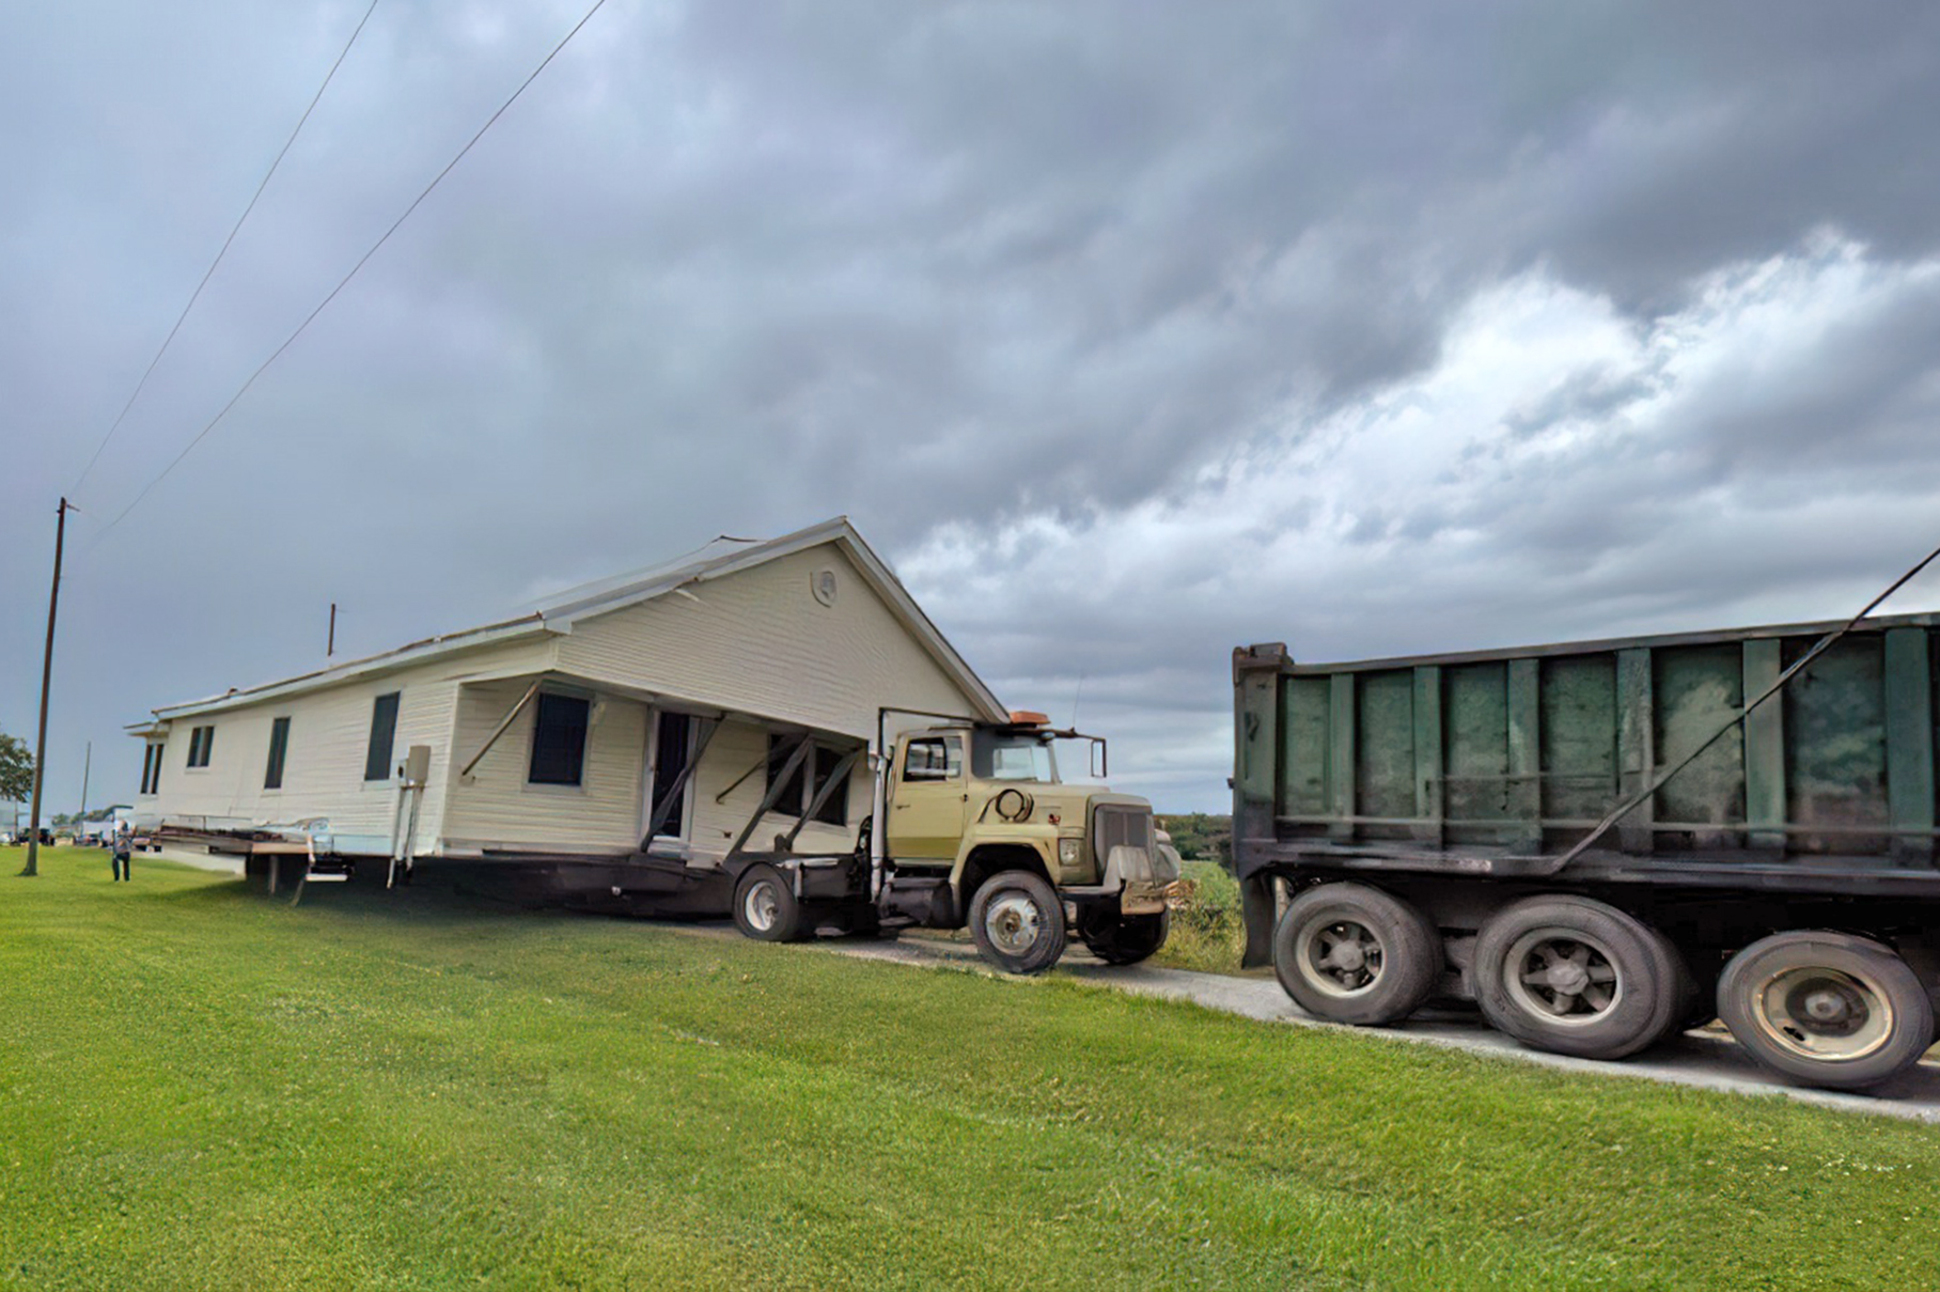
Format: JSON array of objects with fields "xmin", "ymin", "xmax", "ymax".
[{"xmin": 821, "ymin": 934, "xmax": 1940, "ymax": 1124}]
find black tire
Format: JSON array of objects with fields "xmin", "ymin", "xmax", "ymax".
[
  {"xmin": 1649, "ymin": 928, "xmax": 1703, "ymax": 1043},
  {"xmin": 967, "ymin": 870, "xmax": 1066, "ymax": 975},
  {"xmin": 1718, "ymin": 931, "xmax": 1934, "ymax": 1090},
  {"xmin": 1675, "ymin": 944, "xmax": 1724, "ymax": 1033},
  {"xmin": 732, "ymin": 864, "xmax": 806, "ymax": 943},
  {"xmin": 1473, "ymin": 896, "xmax": 1679, "ymax": 1060},
  {"xmin": 1079, "ymin": 909, "xmax": 1170, "ymax": 966},
  {"xmin": 1272, "ymin": 883, "xmax": 1439, "ymax": 1026}
]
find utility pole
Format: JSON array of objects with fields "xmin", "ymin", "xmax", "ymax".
[
  {"xmin": 328, "ymin": 602, "xmax": 337, "ymax": 658},
  {"xmin": 22, "ymin": 498, "xmax": 69, "ymax": 878},
  {"xmin": 79, "ymin": 740, "xmax": 91, "ymax": 826}
]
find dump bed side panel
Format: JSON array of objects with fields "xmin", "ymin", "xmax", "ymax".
[{"xmin": 1234, "ymin": 617, "xmax": 1940, "ymax": 893}]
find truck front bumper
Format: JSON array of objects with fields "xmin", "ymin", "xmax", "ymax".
[{"xmin": 1112, "ymin": 843, "xmax": 1182, "ymax": 917}]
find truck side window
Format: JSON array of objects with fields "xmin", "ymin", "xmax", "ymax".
[{"xmin": 904, "ymin": 737, "xmax": 962, "ymax": 782}]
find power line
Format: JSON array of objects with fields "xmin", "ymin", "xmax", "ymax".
[
  {"xmin": 69, "ymin": 0, "xmax": 383, "ymax": 502},
  {"xmin": 87, "ymin": 0, "xmax": 614, "ymax": 552}
]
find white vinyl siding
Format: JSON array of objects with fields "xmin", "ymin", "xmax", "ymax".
[
  {"xmin": 143, "ymin": 638, "xmax": 556, "ymax": 850},
  {"xmin": 442, "ymin": 680, "xmax": 647, "ymax": 854},
  {"xmin": 553, "ymin": 544, "xmax": 978, "ymax": 741}
]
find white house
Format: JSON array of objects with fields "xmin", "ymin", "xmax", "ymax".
[{"xmin": 130, "ymin": 518, "xmax": 1005, "ymax": 894}]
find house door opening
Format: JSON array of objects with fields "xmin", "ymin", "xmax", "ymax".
[{"xmin": 652, "ymin": 711, "xmax": 694, "ymax": 840}]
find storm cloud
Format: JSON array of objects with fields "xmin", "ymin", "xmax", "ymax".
[{"xmin": 6, "ymin": 2, "xmax": 1940, "ymax": 812}]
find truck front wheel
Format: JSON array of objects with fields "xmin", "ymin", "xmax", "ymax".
[
  {"xmin": 1718, "ymin": 931, "xmax": 1933, "ymax": 1090},
  {"xmin": 968, "ymin": 870, "xmax": 1066, "ymax": 975},
  {"xmin": 733, "ymin": 864, "xmax": 807, "ymax": 942},
  {"xmin": 1273, "ymin": 883, "xmax": 1439, "ymax": 1025},
  {"xmin": 1078, "ymin": 908, "xmax": 1170, "ymax": 966}
]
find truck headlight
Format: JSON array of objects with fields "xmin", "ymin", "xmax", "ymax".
[{"xmin": 1058, "ymin": 837, "xmax": 1084, "ymax": 867}]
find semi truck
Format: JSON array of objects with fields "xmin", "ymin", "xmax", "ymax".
[
  {"xmin": 723, "ymin": 709, "xmax": 1179, "ymax": 975},
  {"xmin": 1232, "ymin": 611, "xmax": 1940, "ymax": 1091}
]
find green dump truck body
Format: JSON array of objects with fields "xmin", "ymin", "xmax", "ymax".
[
  {"xmin": 1234, "ymin": 611, "xmax": 1940, "ymax": 891},
  {"xmin": 1232, "ymin": 612, "xmax": 1940, "ymax": 1089}
]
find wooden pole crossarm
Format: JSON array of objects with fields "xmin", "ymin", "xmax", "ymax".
[
  {"xmin": 640, "ymin": 719, "xmax": 719, "ymax": 850},
  {"xmin": 726, "ymin": 737, "xmax": 814, "ymax": 861},
  {"xmin": 781, "ymin": 748, "xmax": 860, "ymax": 850},
  {"xmin": 458, "ymin": 680, "xmax": 543, "ymax": 779}
]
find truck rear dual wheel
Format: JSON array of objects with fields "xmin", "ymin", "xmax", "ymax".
[
  {"xmin": 1272, "ymin": 883, "xmax": 1440, "ymax": 1026},
  {"xmin": 968, "ymin": 870, "xmax": 1066, "ymax": 975},
  {"xmin": 1472, "ymin": 896, "xmax": 1682, "ymax": 1061},
  {"xmin": 1718, "ymin": 931, "xmax": 1933, "ymax": 1090}
]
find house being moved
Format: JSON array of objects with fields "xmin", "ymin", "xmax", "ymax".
[{"xmin": 130, "ymin": 518, "xmax": 1005, "ymax": 900}]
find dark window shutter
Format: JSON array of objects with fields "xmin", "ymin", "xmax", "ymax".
[
  {"xmin": 264, "ymin": 717, "xmax": 291, "ymax": 790},
  {"xmin": 528, "ymin": 694, "xmax": 590, "ymax": 786},
  {"xmin": 365, "ymin": 694, "xmax": 401, "ymax": 781}
]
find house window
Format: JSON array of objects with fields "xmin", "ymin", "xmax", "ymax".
[
  {"xmin": 528, "ymin": 693, "xmax": 590, "ymax": 786},
  {"xmin": 765, "ymin": 735, "xmax": 854, "ymax": 824},
  {"xmin": 364, "ymin": 693, "xmax": 400, "ymax": 782},
  {"xmin": 264, "ymin": 717, "xmax": 291, "ymax": 790},
  {"xmin": 186, "ymin": 725, "xmax": 215, "ymax": 769},
  {"xmin": 812, "ymin": 745, "xmax": 849, "ymax": 825},
  {"xmin": 140, "ymin": 743, "xmax": 165, "ymax": 795}
]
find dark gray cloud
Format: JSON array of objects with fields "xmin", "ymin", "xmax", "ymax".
[{"xmin": 6, "ymin": 1, "xmax": 1940, "ymax": 813}]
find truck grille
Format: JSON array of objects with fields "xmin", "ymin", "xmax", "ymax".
[{"xmin": 1093, "ymin": 804, "xmax": 1152, "ymax": 864}]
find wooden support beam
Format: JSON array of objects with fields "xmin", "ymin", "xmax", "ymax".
[
  {"xmin": 641, "ymin": 719, "xmax": 719, "ymax": 849},
  {"xmin": 1884, "ymin": 627, "xmax": 1934, "ymax": 864},
  {"xmin": 458, "ymin": 680, "xmax": 542, "ymax": 780},
  {"xmin": 1741, "ymin": 638, "xmax": 1787, "ymax": 851},
  {"xmin": 781, "ymin": 748, "xmax": 863, "ymax": 850},
  {"xmin": 726, "ymin": 736, "xmax": 813, "ymax": 862}
]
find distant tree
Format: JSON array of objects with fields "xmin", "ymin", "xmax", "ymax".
[{"xmin": 0, "ymin": 730, "xmax": 30, "ymax": 805}]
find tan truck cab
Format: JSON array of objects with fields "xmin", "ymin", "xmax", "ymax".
[{"xmin": 872, "ymin": 711, "xmax": 1179, "ymax": 973}]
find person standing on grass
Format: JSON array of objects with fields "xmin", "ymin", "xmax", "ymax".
[{"xmin": 111, "ymin": 820, "xmax": 132, "ymax": 882}]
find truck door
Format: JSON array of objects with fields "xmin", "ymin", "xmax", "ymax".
[{"xmin": 886, "ymin": 734, "xmax": 966, "ymax": 862}]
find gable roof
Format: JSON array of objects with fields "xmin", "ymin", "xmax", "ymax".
[{"xmin": 137, "ymin": 517, "xmax": 1005, "ymax": 725}]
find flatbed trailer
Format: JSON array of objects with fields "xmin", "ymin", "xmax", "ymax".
[{"xmin": 1232, "ymin": 611, "xmax": 1940, "ymax": 1090}]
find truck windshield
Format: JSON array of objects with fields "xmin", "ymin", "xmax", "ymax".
[{"xmin": 972, "ymin": 732, "xmax": 1059, "ymax": 782}]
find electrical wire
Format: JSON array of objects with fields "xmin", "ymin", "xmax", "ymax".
[
  {"xmin": 1542, "ymin": 536, "xmax": 1940, "ymax": 873},
  {"xmin": 69, "ymin": 0, "xmax": 383, "ymax": 502},
  {"xmin": 86, "ymin": 0, "xmax": 614, "ymax": 552}
]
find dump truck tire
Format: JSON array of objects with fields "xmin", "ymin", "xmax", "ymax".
[
  {"xmin": 1718, "ymin": 931, "xmax": 1933, "ymax": 1090},
  {"xmin": 733, "ymin": 864, "xmax": 807, "ymax": 943},
  {"xmin": 967, "ymin": 870, "xmax": 1066, "ymax": 975},
  {"xmin": 1272, "ymin": 883, "xmax": 1439, "ymax": 1026},
  {"xmin": 1473, "ymin": 896, "xmax": 1677, "ymax": 1060}
]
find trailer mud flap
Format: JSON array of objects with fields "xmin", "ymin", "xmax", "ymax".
[{"xmin": 1240, "ymin": 871, "xmax": 1279, "ymax": 969}]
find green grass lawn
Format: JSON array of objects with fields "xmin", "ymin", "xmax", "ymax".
[{"xmin": 3, "ymin": 848, "xmax": 1937, "ymax": 1290}]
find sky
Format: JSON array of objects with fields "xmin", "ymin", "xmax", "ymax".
[{"xmin": 6, "ymin": 1, "xmax": 1940, "ymax": 816}]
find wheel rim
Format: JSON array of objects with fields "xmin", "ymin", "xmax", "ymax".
[
  {"xmin": 1295, "ymin": 918, "xmax": 1385, "ymax": 997},
  {"xmin": 1504, "ymin": 928, "xmax": 1622, "ymax": 1025},
  {"xmin": 984, "ymin": 892, "xmax": 1044, "ymax": 956},
  {"xmin": 742, "ymin": 880, "xmax": 780, "ymax": 933},
  {"xmin": 1752, "ymin": 966, "xmax": 1893, "ymax": 1062}
]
